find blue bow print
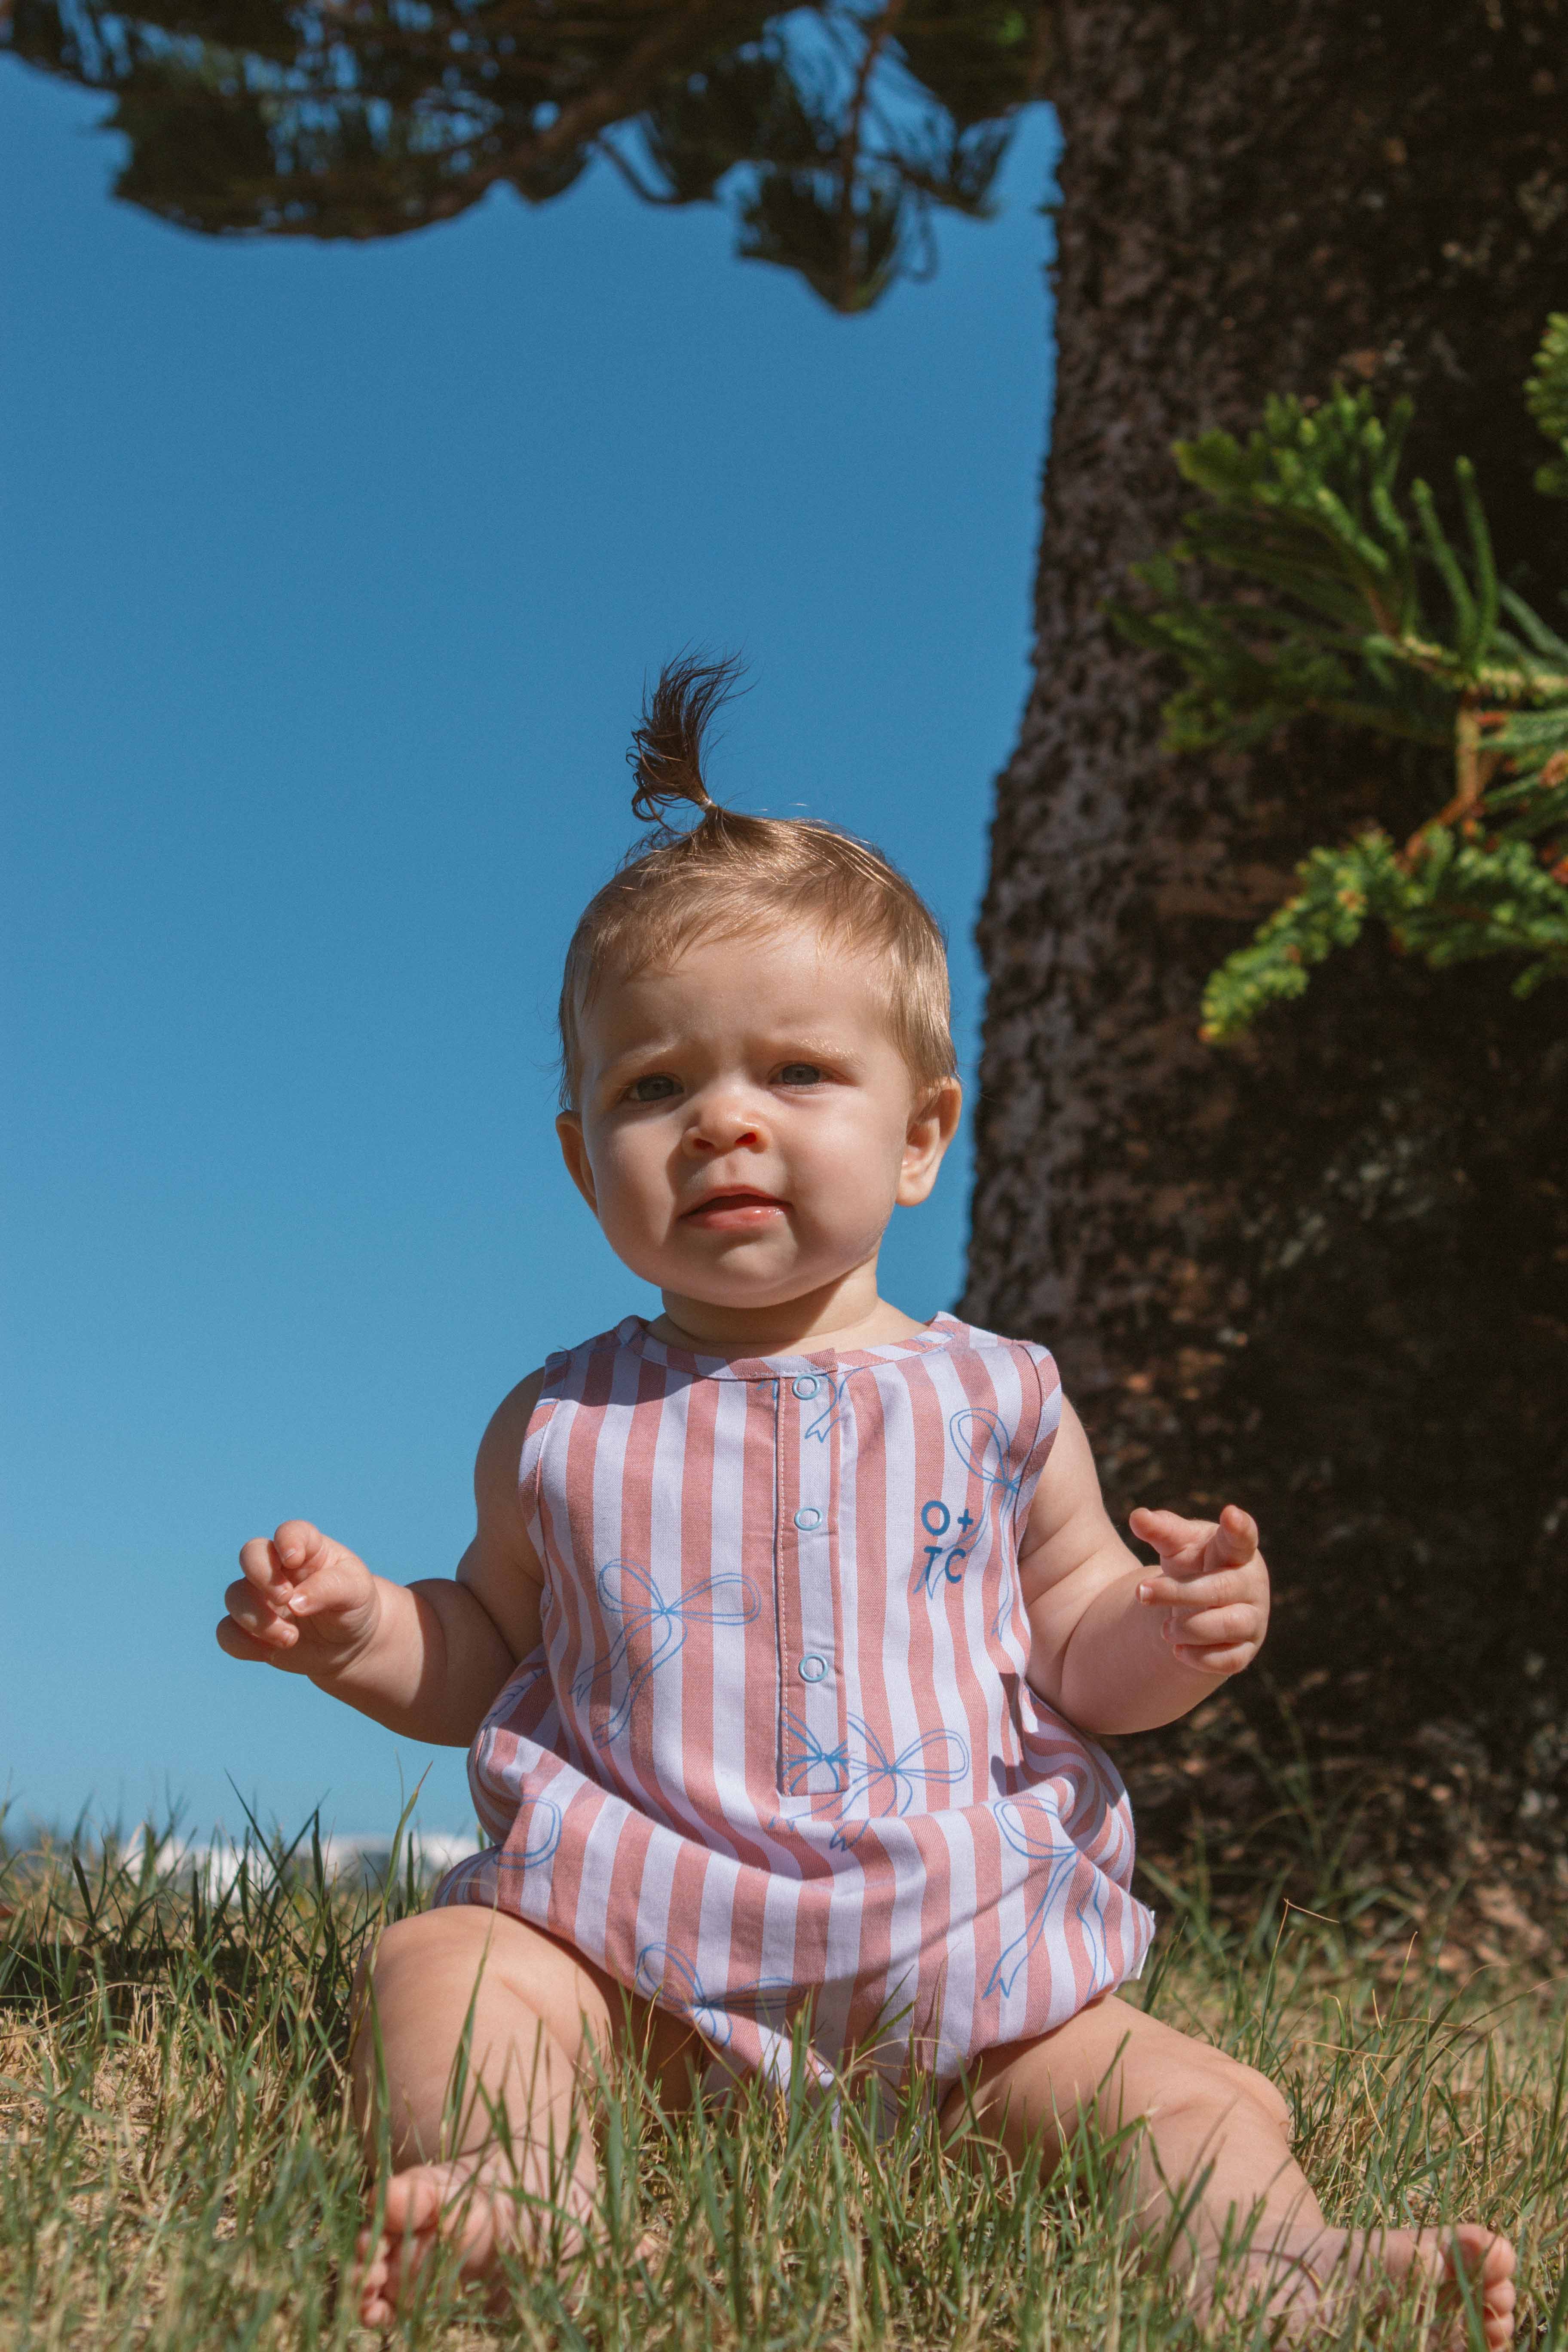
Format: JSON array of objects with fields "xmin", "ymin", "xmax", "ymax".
[
  {"xmin": 494, "ymin": 1795, "xmax": 562, "ymax": 1877},
  {"xmin": 781, "ymin": 1710, "xmax": 850, "ymax": 1796},
  {"xmin": 983, "ymin": 1799, "xmax": 1107, "ymax": 1999},
  {"xmin": 634, "ymin": 1941, "xmax": 793, "ymax": 2048},
  {"xmin": 949, "ymin": 1406, "xmax": 1022, "ymax": 1501},
  {"xmin": 802, "ymin": 1375, "xmax": 851, "ymax": 1445},
  {"xmin": 829, "ymin": 1718, "xmax": 971, "ymax": 1849},
  {"xmin": 574, "ymin": 1559, "xmax": 761, "ymax": 1746}
]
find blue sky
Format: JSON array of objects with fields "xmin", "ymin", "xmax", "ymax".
[{"xmin": 2, "ymin": 65, "xmax": 1060, "ymax": 1838}]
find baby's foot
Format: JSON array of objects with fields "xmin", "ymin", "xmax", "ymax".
[
  {"xmin": 1244, "ymin": 2224, "xmax": 1516, "ymax": 2349},
  {"xmin": 352, "ymin": 2151, "xmax": 589, "ymax": 2324}
]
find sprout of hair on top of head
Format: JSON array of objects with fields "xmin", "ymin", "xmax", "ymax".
[
  {"xmin": 556, "ymin": 651, "xmax": 957, "ymax": 1112},
  {"xmin": 628, "ymin": 650, "xmax": 748, "ymax": 833}
]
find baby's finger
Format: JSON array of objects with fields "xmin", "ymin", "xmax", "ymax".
[
  {"xmin": 1138, "ymin": 1567, "xmax": 1253, "ymax": 1610},
  {"xmin": 222, "ymin": 1577, "xmax": 299, "ymax": 1645},
  {"xmin": 1129, "ymin": 1507, "xmax": 1216, "ymax": 1560},
  {"xmin": 237, "ymin": 1534, "xmax": 294, "ymax": 1595},
  {"xmin": 216, "ymin": 1613, "xmax": 297, "ymax": 1664},
  {"xmin": 283, "ymin": 1545, "xmax": 365, "ymax": 1620},
  {"xmin": 1160, "ymin": 1602, "xmax": 1260, "ymax": 1649},
  {"xmin": 271, "ymin": 1519, "xmax": 334, "ymax": 1578},
  {"xmin": 1170, "ymin": 1638, "xmax": 1255, "ymax": 1677},
  {"xmin": 1133, "ymin": 1544, "xmax": 1210, "ymax": 1595},
  {"xmin": 1210, "ymin": 1504, "xmax": 1259, "ymax": 1565}
]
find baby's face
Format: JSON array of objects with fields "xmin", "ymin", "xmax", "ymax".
[{"xmin": 557, "ymin": 924, "xmax": 957, "ymax": 1317}]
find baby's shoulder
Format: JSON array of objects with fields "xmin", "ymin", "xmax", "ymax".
[
  {"xmin": 475, "ymin": 1365, "xmax": 551, "ymax": 1476},
  {"xmin": 923, "ymin": 1317, "xmax": 1065, "ymax": 1498},
  {"xmin": 941, "ymin": 1313, "xmax": 1060, "ymax": 1384}
]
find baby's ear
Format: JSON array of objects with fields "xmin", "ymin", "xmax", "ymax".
[
  {"xmin": 555, "ymin": 1112, "xmax": 600, "ymax": 1216},
  {"xmin": 897, "ymin": 1078, "xmax": 962, "ymax": 1206}
]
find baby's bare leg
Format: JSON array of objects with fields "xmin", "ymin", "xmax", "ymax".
[
  {"xmin": 349, "ymin": 1905, "xmax": 697, "ymax": 2323},
  {"xmin": 942, "ymin": 1996, "xmax": 1515, "ymax": 2348}
]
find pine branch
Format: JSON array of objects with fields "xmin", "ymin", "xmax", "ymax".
[
  {"xmin": 1114, "ymin": 323, "xmax": 1568, "ymax": 1041},
  {"xmin": 1199, "ymin": 828, "xmax": 1568, "ymax": 1042},
  {"xmin": 1525, "ymin": 312, "xmax": 1568, "ymax": 500}
]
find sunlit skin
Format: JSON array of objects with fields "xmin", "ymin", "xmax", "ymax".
[
  {"xmin": 217, "ymin": 921, "xmax": 1516, "ymax": 2344},
  {"xmin": 554, "ymin": 925, "xmax": 960, "ymax": 1356}
]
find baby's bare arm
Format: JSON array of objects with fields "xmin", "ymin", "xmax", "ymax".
[
  {"xmin": 1017, "ymin": 1404, "xmax": 1269, "ymax": 1736},
  {"xmin": 218, "ymin": 1373, "xmax": 546, "ymax": 1746}
]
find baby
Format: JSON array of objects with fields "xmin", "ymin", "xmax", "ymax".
[{"xmin": 220, "ymin": 658, "xmax": 1515, "ymax": 2343}]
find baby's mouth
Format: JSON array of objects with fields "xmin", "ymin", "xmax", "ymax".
[{"xmin": 681, "ymin": 1190, "xmax": 790, "ymax": 1231}]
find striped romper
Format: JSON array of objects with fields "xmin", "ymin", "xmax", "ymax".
[{"xmin": 434, "ymin": 1312, "xmax": 1154, "ymax": 2095}]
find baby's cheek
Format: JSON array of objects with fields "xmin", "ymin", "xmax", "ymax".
[
  {"xmin": 595, "ymin": 1188, "xmax": 672, "ymax": 1278},
  {"xmin": 807, "ymin": 1158, "xmax": 901, "ymax": 1249}
]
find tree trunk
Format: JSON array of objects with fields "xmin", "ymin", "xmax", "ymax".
[{"xmin": 964, "ymin": 0, "xmax": 1568, "ymax": 1880}]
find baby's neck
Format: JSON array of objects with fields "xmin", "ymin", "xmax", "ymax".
[{"xmin": 649, "ymin": 1272, "xmax": 930, "ymax": 1360}]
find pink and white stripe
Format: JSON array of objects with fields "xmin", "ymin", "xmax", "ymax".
[{"xmin": 435, "ymin": 1313, "xmax": 1154, "ymax": 2094}]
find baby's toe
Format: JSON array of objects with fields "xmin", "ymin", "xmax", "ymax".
[
  {"xmin": 1452, "ymin": 2226, "xmax": 1513, "ymax": 2277},
  {"xmin": 352, "ymin": 2190, "xmax": 443, "ymax": 2324},
  {"xmin": 1482, "ymin": 2274, "xmax": 1517, "ymax": 2352},
  {"xmin": 381, "ymin": 2168, "xmax": 443, "ymax": 2237},
  {"xmin": 354, "ymin": 2245, "xmax": 392, "ymax": 2325},
  {"xmin": 1444, "ymin": 2229, "xmax": 1517, "ymax": 2349}
]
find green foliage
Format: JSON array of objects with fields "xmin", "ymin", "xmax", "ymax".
[
  {"xmin": 1189, "ymin": 825, "xmax": 1568, "ymax": 1041},
  {"xmin": 0, "ymin": 0, "xmax": 1048, "ymax": 312},
  {"xmin": 1112, "ymin": 329, "xmax": 1568, "ymax": 1041},
  {"xmin": 1526, "ymin": 313, "xmax": 1568, "ymax": 499}
]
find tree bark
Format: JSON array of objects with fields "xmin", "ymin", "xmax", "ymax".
[{"xmin": 964, "ymin": 0, "xmax": 1568, "ymax": 1859}]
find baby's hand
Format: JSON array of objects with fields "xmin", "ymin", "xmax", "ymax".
[
  {"xmin": 217, "ymin": 1520, "xmax": 380, "ymax": 1679},
  {"xmin": 1129, "ymin": 1503, "xmax": 1269, "ymax": 1678}
]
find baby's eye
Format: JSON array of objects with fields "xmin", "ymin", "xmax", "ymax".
[
  {"xmin": 776, "ymin": 1063, "xmax": 824, "ymax": 1087},
  {"xmin": 626, "ymin": 1072, "xmax": 681, "ymax": 1103}
]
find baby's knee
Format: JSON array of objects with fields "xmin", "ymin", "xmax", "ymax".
[
  {"xmin": 369, "ymin": 1905, "xmax": 460, "ymax": 1967},
  {"xmin": 349, "ymin": 1905, "xmax": 475, "ymax": 2030},
  {"xmin": 1224, "ymin": 2052, "xmax": 1292, "ymax": 2132},
  {"xmin": 1170, "ymin": 2043, "xmax": 1292, "ymax": 2136}
]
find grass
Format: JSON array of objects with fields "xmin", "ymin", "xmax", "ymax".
[{"xmin": 2, "ymin": 1816, "xmax": 1565, "ymax": 2351}]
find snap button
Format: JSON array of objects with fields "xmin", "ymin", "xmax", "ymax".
[
  {"xmin": 793, "ymin": 1506, "xmax": 822, "ymax": 1531},
  {"xmin": 792, "ymin": 1375, "xmax": 820, "ymax": 1400},
  {"xmin": 797, "ymin": 1653, "xmax": 829, "ymax": 1683}
]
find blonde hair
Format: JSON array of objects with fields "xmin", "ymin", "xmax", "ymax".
[{"xmin": 558, "ymin": 655, "xmax": 956, "ymax": 1110}]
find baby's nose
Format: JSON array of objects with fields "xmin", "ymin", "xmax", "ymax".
[{"xmin": 686, "ymin": 1091, "xmax": 767, "ymax": 1151}]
